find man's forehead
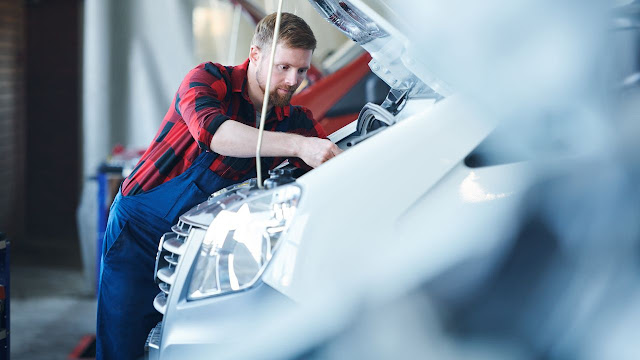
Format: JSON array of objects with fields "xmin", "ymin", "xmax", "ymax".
[{"xmin": 272, "ymin": 45, "xmax": 312, "ymax": 67}]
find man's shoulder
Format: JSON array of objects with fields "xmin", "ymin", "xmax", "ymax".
[
  {"xmin": 180, "ymin": 62, "xmax": 233, "ymax": 97},
  {"xmin": 189, "ymin": 62, "xmax": 231, "ymax": 81}
]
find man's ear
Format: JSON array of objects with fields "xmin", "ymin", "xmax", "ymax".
[{"xmin": 249, "ymin": 45, "xmax": 261, "ymax": 64}]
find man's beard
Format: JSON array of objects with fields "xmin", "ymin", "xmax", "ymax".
[{"xmin": 256, "ymin": 67, "xmax": 296, "ymax": 107}]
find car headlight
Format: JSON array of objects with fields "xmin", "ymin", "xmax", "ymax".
[{"xmin": 187, "ymin": 184, "xmax": 301, "ymax": 300}]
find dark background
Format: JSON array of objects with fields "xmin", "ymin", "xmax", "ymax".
[{"xmin": 0, "ymin": 0, "xmax": 82, "ymax": 268}]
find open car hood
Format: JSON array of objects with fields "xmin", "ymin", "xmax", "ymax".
[{"xmin": 308, "ymin": 0, "xmax": 453, "ymax": 98}]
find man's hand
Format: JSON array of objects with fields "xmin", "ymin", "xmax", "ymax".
[{"xmin": 297, "ymin": 137, "xmax": 343, "ymax": 168}]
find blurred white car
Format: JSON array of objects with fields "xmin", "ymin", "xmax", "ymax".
[{"xmin": 145, "ymin": 0, "xmax": 635, "ymax": 359}]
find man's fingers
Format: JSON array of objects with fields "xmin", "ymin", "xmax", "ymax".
[
  {"xmin": 321, "ymin": 143, "xmax": 341, "ymax": 164},
  {"xmin": 331, "ymin": 144, "xmax": 343, "ymax": 156},
  {"xmin": 302, "ymin": 138, "xmax": 343, "ymax": 168}
]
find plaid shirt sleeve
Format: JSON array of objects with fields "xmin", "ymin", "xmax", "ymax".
[
  {"xmin": 295, "ymin": 107, "xmax": 328, "ymax": 139},
  {"xmin": 177, "ymin": 63, "xmax": 231, "ymax": 151}
]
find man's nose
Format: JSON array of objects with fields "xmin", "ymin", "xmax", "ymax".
[{"xmin": 284, "ymin": 70, "xmax": 297, "ymax": 86}]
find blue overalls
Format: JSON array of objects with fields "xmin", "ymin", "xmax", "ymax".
[{"xmin": 96, "ymin": 150, "xmax": 245, "ymax": 360}]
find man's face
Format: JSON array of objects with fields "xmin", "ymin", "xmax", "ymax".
[{"xmin": 255, "ymin": 43, "xmax": 312, "ymax": 107}]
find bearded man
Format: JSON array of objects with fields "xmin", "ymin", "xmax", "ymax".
[{"xmin": 96, "ymin": 12, "xmax": 341, "ymax": 360}]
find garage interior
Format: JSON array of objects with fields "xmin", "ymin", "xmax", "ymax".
[
  {"xmin": 1, "ymin": 0, "xmax": 640, "ymax": 359},
  {"xmin": 2, "ymin": 0, "xmax": 354, "ymax": 358}
]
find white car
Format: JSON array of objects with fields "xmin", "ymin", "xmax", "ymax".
[{"xmin": 145, "ymin": 0, "xmax": 634, "ymax": 359}]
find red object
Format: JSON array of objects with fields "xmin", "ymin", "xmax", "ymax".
[
  {"xmin": 68, "ymin": 334, "xmax": 96, "ymax": 360},
  {"xmin": 319, "ymin": 112, "xmax": 359, "ymax": 136},
  {"xmin": 111, "ymin": 144, "xmax": 124, "ymax": 155},
  {"xmin": 0, "ymin": 285, "xmax": 4, "ymax": 300},
  {"xmin": 291, "ymin": 53, "xmax": 372, "ymax": 132},
  {"xmin": 305, "ymin": 65, "xmax": 324, "ymax": 83}
]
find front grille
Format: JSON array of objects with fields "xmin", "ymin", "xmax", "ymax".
[
  {"xmin": 145, "ymin": 321, "xmax": 163, "ymax": 351},
  {"xmin": 151, "ymin": 180, "xmax": 257, "ymax": 315},
  {"xmin": 153, "ymin": 219, "xmax": 193, "ymax": 315}
]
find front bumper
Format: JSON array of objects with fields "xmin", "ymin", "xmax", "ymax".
[{"xmin": 145, "ymin": 281, "xmax": 291, "ymax": 360}]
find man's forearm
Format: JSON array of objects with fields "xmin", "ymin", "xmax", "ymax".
[
  {"xmin": 210, "ymin": 119, "xmax": 342, "ymax": 168},
  {"xmin": 210, "ymin": 120, "xmax": 302, "ymax": 157}
]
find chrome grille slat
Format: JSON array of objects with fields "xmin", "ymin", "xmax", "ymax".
[
  {"xmin": 180, "ymin": 217, "xmax": 202, "ymax": 228},
  {"xmin": 153, "ymin": 223, "xmax": 190, "ymax": 317},
  {"xmin": 163, "ymin": 238, "xmax": 186, "ymax": 256},
  {"xmin": 152, "ymin": 213, "xmax": 210, "ymax": 318},
  {"xmin": 164, "ymin": 254, "xmax": 178, "ymax": 266},
  {"xmin": 160, "ymin": 231, "xmax": 178, "ymax": 243},
  {"xmin": 157, "ymin": 266, "xmax": 176, "ymax": 285},
  {"xmin": 153, "ymin": 292, "xmax": 167, "ymax": 314},
  {"xmin": 154, "ymin": 231, "xmax": 177, "ymax": 284},
  {"xmin": 153, "ymin": 220, "xmax": 193, "ymax": 316},
  {"xmin": 145, "ymin": 322, "xmax": 163, "ymax": 350},
  {"xmin": 171, "ymin": 224, "xmax": 190, "ymax": 237},
  {"xmin": 159, "ymin": 282, "xmax": 170, "ymax": 294}
]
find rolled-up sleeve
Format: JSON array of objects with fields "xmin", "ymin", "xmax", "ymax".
[{"xmin": 177, "ymin": 64, "xmax": 231, "ymax": 150}]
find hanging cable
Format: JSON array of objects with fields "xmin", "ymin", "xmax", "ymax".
[{"xmin": 256, "ymin": 0, "xmax": 284, "ymax": 189}]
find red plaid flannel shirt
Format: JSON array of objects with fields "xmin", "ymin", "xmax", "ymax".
[{"xmin": 121, "ymin": 59, "xmax": 327, "ymax": 196}]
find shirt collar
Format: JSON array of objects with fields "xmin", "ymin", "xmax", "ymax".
[{"xmin": 231, "ymin": 58, "xmax": 290, "ymax": 121}]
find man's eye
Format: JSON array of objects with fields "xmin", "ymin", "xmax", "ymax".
[
  {"xmin": 298, "ymin": 68, "xmax": 308, "ymax": 74},
  {"xmin": 279, "ymin": 65, "xmax": 288, "ymax": 71}
]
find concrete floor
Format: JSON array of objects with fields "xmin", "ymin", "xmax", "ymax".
[{"xmin": 11, "ymin": 241, "xmax": 96, "ymax": 360}]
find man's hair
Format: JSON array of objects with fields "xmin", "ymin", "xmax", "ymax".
[{"xmin": 252, "ymin": 12, "xmax": 316, "ymax": 52}]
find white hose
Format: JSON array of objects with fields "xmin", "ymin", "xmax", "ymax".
[{"xmin": 256, "ymin": 0, "xmax": 284, "ymax": 189}]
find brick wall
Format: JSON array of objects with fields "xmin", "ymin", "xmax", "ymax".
[{"xmin": 0, "ymin": 0, "xmax": 26, "ymax": 238}]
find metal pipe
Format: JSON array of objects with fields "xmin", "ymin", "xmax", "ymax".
[{"xmin": 256, "ymin": 0, "xmax": 284, "ymax": 189}]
